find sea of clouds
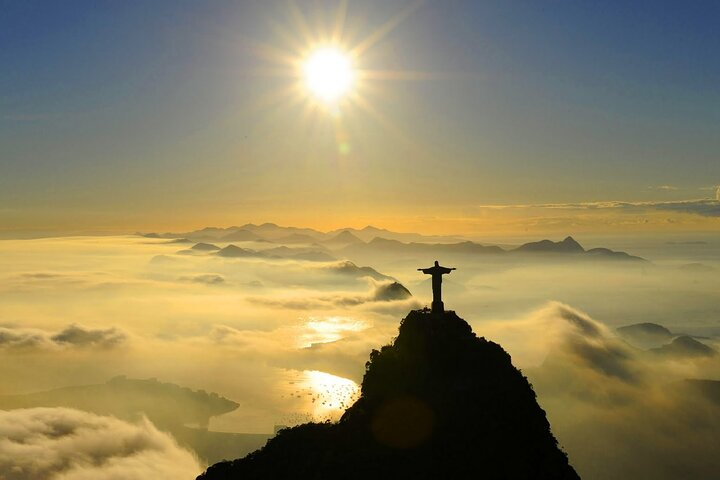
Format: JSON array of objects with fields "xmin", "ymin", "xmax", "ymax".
[{"xmin": 1, "ymin": 234, "xmax": 719, "ymax": 479}]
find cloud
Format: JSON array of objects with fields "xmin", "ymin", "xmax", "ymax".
[
  {"xmin": 0, "ymin": 324, "xmax": 127, "ymax": 350},
  {"xmin": 207, "ymin": 325, "xmax": 250, "ymax": 345},
  {"xmin": 179, "ymin": 274, "xmax": 225, "ymax": 285},
  {"xmin": 650, "ymin": 185, "xmax": 678, "ymax": 191},
  {"xmin": 474, "ymin": 198, "xmax": 720, "ymax": 217},
  {"xmin": 651, "ymin": 199, "xmax": 720, "ymax": 217},
  {"xmin": 481, "ymin": 302, "xmax": 720, "ymax": 480},
  {"xmin": 248, "ymin": 280, "xmax": 414, "ymax": 310},
  {"xmin": 717, "ymin": 186, "xmax": 720, "ymax": 201},
  {"xmin": 0, "ymin": 327, "xmax": 49, "ymax": 349},
  {"xmin": 484, "ymin": 302, "xmax": 643, "ymax": 386},
  {"xmin": 0, "ymin": 407, "xmax": 202, "ymax": 479}
]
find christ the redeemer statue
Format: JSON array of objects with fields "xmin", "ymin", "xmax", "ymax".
[{"xmin": 418, "ymin": 260, "xmax": 456, "ymax": 313}]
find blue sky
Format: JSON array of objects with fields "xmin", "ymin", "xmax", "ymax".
[{"xmin": 1, "ymin": 0, "xmax": 719, "ymax": 234}]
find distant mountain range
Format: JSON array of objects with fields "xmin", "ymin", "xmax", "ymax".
[
  {"xmin": 176, "ymin": 242, "xmax": 337, "ymax": 262},
  {"xmin": 143, "ymin": 224, "xmax": 646, "ymax": 263},
  {"xmin": 141, "ymin": 223, "xmax": 466, "ymax": 244},
  {"xmin": 339, "ymin": 235, "xmax": 646, "ymax": 262},
  {"xmin": 617, "ymin": 322, "xmax": 717, "ymax": 358}
]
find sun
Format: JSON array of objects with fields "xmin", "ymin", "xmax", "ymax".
[{"xmin": 303, "ymin": 47, "xmax": 354, "ymax": 103}]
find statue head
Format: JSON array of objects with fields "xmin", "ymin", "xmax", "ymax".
[{"xmin": 434, "ymin": 260, "xmax": 439, "ymax": 266}]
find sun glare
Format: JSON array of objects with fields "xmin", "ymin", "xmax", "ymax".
[{"xmin": 303, "ymin": 48, "xmax": 354, "ymax": 102}]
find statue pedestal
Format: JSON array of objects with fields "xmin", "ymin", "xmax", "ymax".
[{"xmin": 431, "ymin": 301, "xmax": 444, "ymax": 314}]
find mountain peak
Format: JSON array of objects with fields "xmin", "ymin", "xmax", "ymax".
[
  {"xmin": 327, "ymin": 230, "xmax": 364, "ymax": 245},
  {"xmin": 216, "ymin": 244, "xmax": 255, "ymax": 258},
  {"xmin": 515, "ymin": 236, "xmax": 585, "ymax": 254},
  {"xmin": 198, "ymin": 309, "xmax": 579, "ymax": 480}
]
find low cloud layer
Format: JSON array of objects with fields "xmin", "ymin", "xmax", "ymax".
[
  {"xmin": 1, "ymin": 234, "xmax": 719, "ymax": 478},
  {"xmin": 0, "ymin": 407, "xmax": 202, "ymax": 479},
  {"xmin": 248, "ymin": 280, "xmax": 416, "ymax": 310},
  {"xmin": 482, "ymin": 302, "xmax": 720, "ymax": 480},
  {"xmin": 0, "ymin": 324, "xmax": 127, "ymax": 350}
]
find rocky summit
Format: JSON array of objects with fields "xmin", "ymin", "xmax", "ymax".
[{"xmin": 198, "ymin": 309, "xmax": 580, "ymax": 480}]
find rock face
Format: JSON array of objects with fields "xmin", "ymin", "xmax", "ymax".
[{"xmin": 198, "ymin": 310, "xmax": 580, "ymax": 479}]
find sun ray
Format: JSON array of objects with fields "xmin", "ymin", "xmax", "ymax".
[
  {"xmin": 268, "ymin": 19, "xmax": 310, "ymax": 59},
  {"xmin": 358, "ymin": 69, "xmax": 474, "ymax": 81},
  {"xmin": 331, "ymin": 0, "xmax": 349, "ymax": 44},
  {"xmin": 287, "ymin": 0, "xmax": 316, "ymax": 48},
  {"xmin": 238, "ymin": 0, "xmax": 452, "ymax": 162},
  {"xmin": 350, "ymin": 0, "xmax": 424, "ymax": 57},
  {"xmin": 351, "ymin": 91, "xmax": 431, "ymax": 160}
]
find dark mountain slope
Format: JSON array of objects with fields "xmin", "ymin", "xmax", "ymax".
[{"xmin": 198, "ymin": 310, "xmax": 579, "ymax": 480}]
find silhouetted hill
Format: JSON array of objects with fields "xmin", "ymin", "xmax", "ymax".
[
  {"xmin": 0, "ymin": 376, "xmax": 251, "ymax": 465},
  {"xmin": 584, "ymin": 247, "xmax": 644, "ymax": 261},
  {"xmin": 167, "ymin": 237, "xmax": 192, "ymax": 244},
  {"xmin": 373, "ymin": 282, "xmax": 412, "ymax": 301},
  {"xmin": 515, "ymin": 236, "xmax": 585, "ymax": 253},
  {"xmin": 192, "ymin": 242, "xmax": 221, "ymax": 251},
  {"xmin": 240, "ymin": 223, "xmax": 326, "ymax": 242},
  {"xmin": 0, "ymin": 376, "xmax": 238, "ymax": 429},
  {"xmin": 328, "ymin": 225, "xmax": 466, "ymax": 243},
  {"xmin": 139, "ymin": 226, "xmax": 645, "ymax": 263},
  {"xmin": 216, "ymin": 245, "xmax": 260, "ymax": 258},
  {"xmin": 341, "ymin": 237, "xmax": 505, "ymax": 257},
  {"xmin": 328, "ymin": 261, "xmax": 394, "ymax": 281},
  {"xmin": 650, "ymin": 335, "xmax": 717, "ymax": 359},
  {"xmin": 513, "ymin": 237, "xmax": 646, "ymax": 261},
  {"xmin": 325, "ymin": 230, "xmax": 365, "ymax": 246},
  {"xmin": 220, "ymin": 229, "xmax": 263, "ymax": 242},
  {"xmin": 617, "ymin": 322, "xmax": 674, "ymax": 349},
  {"xmin": 199, "ymin": 310, "xmax": 579, "ymax": 480}
]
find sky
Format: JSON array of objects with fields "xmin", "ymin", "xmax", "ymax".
[
  {"xmin": 2, "ymin": 6, "xmax": 720, "ymax": 476},
  {"xmin": 1, "ymin": 0, "xmax": 719, "ymax": 236}
]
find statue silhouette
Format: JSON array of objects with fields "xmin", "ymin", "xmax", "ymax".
[{"xmin": 418, "ymin": 260, "xmax": 455, "ymax": 313}]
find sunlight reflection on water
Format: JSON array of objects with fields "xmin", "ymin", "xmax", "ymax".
[{"xmin": 280, "ymin": 370, "xmax": 360, "ymax": 424}]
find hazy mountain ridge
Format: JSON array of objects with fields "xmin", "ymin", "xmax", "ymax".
[
  {"xmin": 198, "ymin": 309, "xmax": 580, "ymax": 479},
  {"xmin": 512, "ymin": 236, "xmax": 645, "ymax": 261},
  {"xmin": 0, "ymin": 375, "xmax": 237, "ymax": 429},
  {"xmin": 143, "ymin": 226, "xmax": 646, "ymax": 263},
  {"xmin": 650, "ymin": 336, "xmax": 717, "ymax": 358},
  {"xmin": 141, "ymin": 223, "xmax": 465, "ymax": 245},
  {"xmin": 617, "ymin": 323, "xmax": 674, "ymax": 348},
  {"xmin": 176, "ymin": 242, "xmax": 338, "ymax": 262},
  {"xmin": 0, "ymin": 376, "xmax": 269, "ymax": 465},
  {"xmin": 341, "ymin": 235, "xmax": 645, "ymax": 263},
  {"xmin": 617, "ymin": 322, "xmax": 717, "ymax": 357}
]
